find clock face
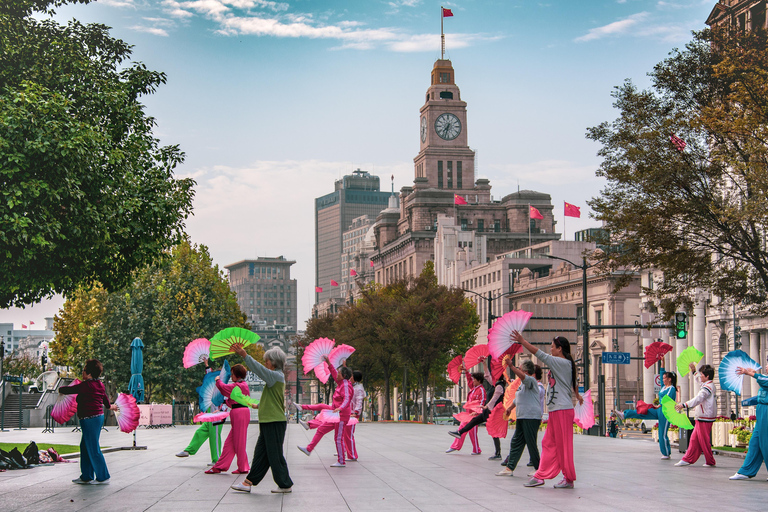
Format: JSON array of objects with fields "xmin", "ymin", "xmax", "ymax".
[
  {"xmin": 435, "ymin": 113, "xmax": 461, "ymax": 140},
  {"xmin": 420, "ymin": 117, "xmax": 427, "ymax": 142}
]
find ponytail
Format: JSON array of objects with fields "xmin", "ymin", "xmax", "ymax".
[{"xmin": 553, "ymin": 336, "xmax": 578, "ymax": 392}]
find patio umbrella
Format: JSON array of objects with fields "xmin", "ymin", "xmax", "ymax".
[{"xmin": 128, "ymin": 337, "xmax": 145, "ymax": 403}]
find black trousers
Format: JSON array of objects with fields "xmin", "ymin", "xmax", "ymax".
[
  {"xmin": 457, "ymin": 410, "xmax": 489, "ymax": 434},
  {"xmin": 245, "ymin": 421, "xmax": 293, "ymax": 489},
  {"xmin": 505, "ymin": 418, "xmax": 541, "ymax": 471}
]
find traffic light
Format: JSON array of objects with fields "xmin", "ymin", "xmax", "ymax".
[
  {"xmin": 734, "ymin": 323, "xmax": 742, "ymax": 349},
  {"xmin": 675, "ymin": 312, "xmax": 688, "ymax": 339}
]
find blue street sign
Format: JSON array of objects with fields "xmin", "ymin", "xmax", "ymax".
[
  {"xmin": 602, "ymin": 352, "xmax": 630, "ymax": 365},
  {"xmin": 578, "ymin": 386, "xmax": 585, "ymax": 393},
  {"xmin": 625, "ymin": 401, "xmax": 635, "ymax": 404}
]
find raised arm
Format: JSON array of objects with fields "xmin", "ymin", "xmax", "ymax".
[{"xmin": 511, "ymin": 331, "xmax": 538, "ymax": 356}]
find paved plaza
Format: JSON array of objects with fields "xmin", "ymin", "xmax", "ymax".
[{"xmin": 0, "ymin": 422, "xmax": 765, "ymax": 511}]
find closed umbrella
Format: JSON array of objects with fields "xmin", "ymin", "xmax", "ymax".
[{"xmin": 128, "ymin": 337, "xmax": 144, "ymax": 402}]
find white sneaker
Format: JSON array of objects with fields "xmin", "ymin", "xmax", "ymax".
[
  {"xmin": 675, "ymin": 460, "xmax": 691, "ymax": 466},
  {"xmin": 554, "ymin": 478, "xmax": 573, "ymax": 489},
  {"xmin": 298, "ymin": 420, "xmax": 310, "ymax": 430},
  {"xmin": 72, "ymin": 478, "xmax": 91, "ymax": 484},
  {"xmin": 660, "ymin": 456, "xmax": 670, "ymax": 460},
  {"xmin": 207, "ymin": 462, "xmax": 216, "ymax": 467},
  {"xmin": 614, "ymin": 410, "xmax": 624, "ymax": 420},
  {"xmin": 271, "ymin": 487, "xmax": 292, "ymax": 493},
  {"xmin": 495, "ymin": 468, "xmax": 514, "ymax": 477},
  {"xmin": 231, "ymin": 483, "xmax": 251, "ymax": 493},
  {"xmin": 347, "ymin": 457, "xmax": 357, "ymax": 461},
  {"xmin": 703, "ymin": 463, "xmax": 716, "ymax": 467},
  {"xmin": 176, "ymin": 450, "xmax": 190, "ymax": 457},
  {"xmin": 445, "ymin": 448, "xmax": 457, "ymax": 453},
  {"xmin": 470, "ymin": 452, "xmax": 481, "ymax": 456},
  {"xmin": 729, "ymin": 473, "xmax": 749, "ymax": 480},
  {"xmin": 297, "ymin": 445, "xmax": 310, "ymax": 456},
  {"xmin": 330, "ymin": 462, "xmax": 346, "ymax": 468},
  {"xmin": 524, "ymin": 477, "xmax": 544, "ymax": 487},
  {"xmin": 92, "ymin": 479, "xmax": 110, "ymax": 485}
]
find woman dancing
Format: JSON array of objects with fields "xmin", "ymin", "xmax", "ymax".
[
  {"xmin": 615, "ymin": 371, "xmax": 677, "ymax": 459},
  {"xmin": 205, "ymin": 364, "xmax": 254, "ymax": 474},
  {"xmin": 446, "ymin": 363, "xmax": 485, "ymax": 455},
  {"xmin": 730, "ymin": 363, "xmax": 768, "ymax": 480},
  {"xmin": 512, "ymin": 331, "xmax": 583, "ymax": 489},
  {"xmin": 496, "ymin": 359, "xmax": 542, "ymax": 477}
]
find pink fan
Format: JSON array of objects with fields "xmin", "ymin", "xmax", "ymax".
[
  {"xmin": 491, "ymin": 345, "xmax": 524, "ymax": 381},
  {"xmin": 464, "ymin": 345, "xmax": 489, "ymax": 369},
  {"xmin": 302, "ymin": 337, "xmax": 336, "ymax": 374},
  {"xmin": 488, "ymin": 310, "xmax": 533, "ymax": 359},
  {"xmin": 114, "ymin": 393, "xmax": 140, "ymax": 433},
  {"xmin": 463, "ymin": 399, "xmax": 484, "ymax": 414},
  {"xmin": 51, "ymin": 379, "xmax": 81, "ymax": 424},
  {"xmin": 183, "ymin": 338, "xmax": 211, "ymax": 368},
  {"xmin": 316, "ymin": 409, "xmax": 341, "ymax": 423},
  {"xmin": 194, "ymin": 410, "xmax": 230, "ymax": 423},
  {"xmin": 486, "ymin": 402, "xmax": 509, "ymax": 438},
  {"xmin": 453, "ymin": 411, "xmax": 475, "ymax": 424},
  {"xmin": 447, "ymin": 355, "xmax": 463, "ymax": 384},
  {"xmin": 314, "ymin": 361, "xmax": 331, "ymax": 384},
  {"xmin": 573, "ymin": 389, "xmax": 594, "ymax": 430},
  {"xmin": 329, "ymin": 344, "xmax": 355, "ymax": 368},
  {"xmin": 348, "ymin": 417, "xmax": 359, "ymax": 426}
]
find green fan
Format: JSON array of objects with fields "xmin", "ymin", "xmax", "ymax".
[
  {"xmin": 209, "ymin": 327, "xmax": 260, "ymax": 359},
  {"xmin": 676, "ymin": 346, "xmax": 704, "ymax": 376},
  {"xmin": 660, "ymin": 395, "xmax": 694, "ymax": 430}
]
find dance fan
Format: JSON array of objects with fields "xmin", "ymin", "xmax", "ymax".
[
  {"xmin": 644, "ymin": 341, "xmax": 673, "ymax": 369},
  {"xmin": 446, "ymin": 355, "xmax": 463, "ymax": 384},
  {"xmin": 676, "ymin": 346, "xmax": 704, "ymax": 376},
  {"xmin": 453, "ymin": 411, "xmax": 475, "ymax": 424},
  {"xmin": 314, "ymin": 361, "xmax": 332, "ymax": 384},
  {"xmin": 660, "ymin": 395, "xmax": 693, "ymax": 429},
  {"xmin": 486, "ymin": 402, "xmax": 509, "ymax": 438},
  {"xmin": 316, "ymin": 409, "xmax": 341, "ymax": 423},
  {"xmin": 348, "ymin": 417, "xmax": 359, "ymax": 426},
  {"xmin": 491, "ymin": 346, "xmax": 523, "ymax": 382},
  {"xmin": 487, "ymin": 309, "xmax": 533, "ymax": 360},
  {"xmin": 209, "ymin": 327, "xmax": 260, "ymax": 359},
  {"xmin": 573, "ymin": 389, "xmax": 595, "ymax": 430},
  {"xmin": 635, "ymin": 400, "xmax": 656, "ymax": 415},
  {"xmin": 315, "ymin": 343, "xmax": 357, "ymax": 383},
  {"xmin": 51, "ymin": 379, "xmax": 80, "ymax": 424},
  {"xmin": 183, "ymin": 338, "xmax": 211, "ymax": 368},
  {"xmin": 302, "ymin": 337, "xmax": 336, "ymax": 374},
  {"xmin": 464, "ymin": 345, "xmax": 489, "ymax": 369},
  {"xmin": 463, "ymin": 400, "xmax": 484, "ymax": 414},
  {"xmin": 114, "ymin": 393, "xmax": 141, "ymax": 433},
  {"xmin": 193, "ymin": 410, "xmax": 230, "ymax": 423},
  {"xmin": 719, "ymin": 349, "xmax": 762, "ymax": 395},
  {"xmin": 503, "ymin": 378, "xmax": 521, "ymax": 421},
  {"xmin": 197, "ymin": 360, "xmax": 231, "ymax": 413}
]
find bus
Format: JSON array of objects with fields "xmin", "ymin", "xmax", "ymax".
[{"xmin": 432, "ymin": 398, "xmax": 456, "ymax": 425}]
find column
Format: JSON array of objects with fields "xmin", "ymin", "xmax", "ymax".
[
  {"xmin": 693, "ymin": 301, "xmax": 706, "ymax": 396},
  {"xmin": 676, "ymin": 334, "xmax": 690, "ymax": 404},
  {"xmin": 643, "ymin": 336, "xmax": 654, "ymax": 403},
  {"xmin": 750, "ymin": 331, "xmax": 761, "ymax": 398}
]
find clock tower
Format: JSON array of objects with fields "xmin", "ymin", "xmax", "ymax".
[{"xmin": 414, "ymin": 59, "xmax": 475, "ymax": 191}]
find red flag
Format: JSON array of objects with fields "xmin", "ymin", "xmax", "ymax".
[
  {"xmin": 330, "ymin": 280, "xmax": 339, "ymax": 287},
  {"xmin": 21, "ymin": 324, "xmax": 27, "ymax": 329},
  {"xmin": 315, "ymin": 286, "xmax": 323, "ymax": 293},
  {"xmin": 670, "ymin": 133, "xmax": 686, "ymax": 152},
  {"xmin": 529, "ymin": 206, "xmax": 544, "ymax": 220},
  {"xmin": 454, "ymin": 194, "xmax": 467, "ymax": 205},
  {"xmin": 29, "ymin": 320, "xmax": 35, "ymax": 325},
  {"xmin": 442, "ymin": 7, "xmax": 453, "ymax": 17},
  {"xmin": 370, "ymin": 260, "xmax": 374, "ymax": 268},
  {"xmin": 564, "ymin": 202, "xmax": 581, "ymax": 218},
  {"xmin": 350, "ymin": 269, "xmax": 357, "ymax": 276}
]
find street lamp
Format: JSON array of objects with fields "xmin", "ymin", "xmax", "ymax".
[
  {"xmin": 461, "ymin": 289, "xmax": 516, "ymax": 334},
  {"xmin": 544, "ymin": 254, "xmax": 592, "ymax": 390}
]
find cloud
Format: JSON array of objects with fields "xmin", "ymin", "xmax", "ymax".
[
  {"xmin": 99, "ymin": 0, "xmax": 138, "ymax": 7},
  {"xmin": 575, "ymin": 12, "xmax": 650, "ymax": 42},
  {"xmin": 130, "ymin": 25, "xmax": 170, "ymax": 36}
]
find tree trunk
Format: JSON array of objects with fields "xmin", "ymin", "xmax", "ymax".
[
  {"xmin": 421, "ymin": 377, "xmax": 429, "ymax": 424},
  {"xmin": 383, "ymin": 373, "xmax": 391, "ymax": 421}
]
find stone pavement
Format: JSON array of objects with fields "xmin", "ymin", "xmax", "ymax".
[{"xmin": 1, "ymin": 421, "xmax": 766, "ymax": 512}]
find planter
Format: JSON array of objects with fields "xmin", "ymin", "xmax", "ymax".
[
  {"xmin": 668, "ymin": 430, "xmax": 679, "ymax": 444},
  {"xmin": 652, "ymin": 430, "xmax": 658, "ymax": 442},
  {"xmin": 713, "ymin": 422, "xmax": 733, "ymax": 447}
]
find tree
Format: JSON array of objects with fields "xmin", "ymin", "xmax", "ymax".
[
  {"xmin": 0, "ymin": 0, "xmax": 195, "ymax": 308},
  {"xmin": 587, "ymin": 27, "xmax": 768, "ymax": 316},
  {"xmin": 50, "ymin": 283, "xmax": 106, "ymax": 368}
]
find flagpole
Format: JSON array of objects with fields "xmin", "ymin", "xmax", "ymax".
[
  {"xmin": 440, "ymin": 6, "xmax": 445, "ymax": 59},
  {"xmin": 528, "ymin": 204, "xmax": 531, "ymax": 252},
  {"xmin": 563, "ymin": 203, "xmax": 566, "ymax": 242}
]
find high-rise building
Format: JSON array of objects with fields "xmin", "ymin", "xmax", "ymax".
[
  {"xmin": 225, "ymin": 256, "xmax": 297, "ymax": 329},
  {"xmin": 315, "ymin": 169, "xmax": 390, "ymax": 303}
]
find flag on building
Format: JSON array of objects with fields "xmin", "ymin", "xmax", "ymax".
[
  {"xmin": 370, "ymin": 260, "xmax": 374, "ymax": 267},
  {"xmin": 442, "ymin": 7, "xmax": 453, "ymax": 17},
  {"xmin": 330, "ymin": 280, "xmax": 339, "ymax": 287},
  {"xmin": 529, "ymin": 205, "xmax": 544, "ymax": 220},
  {"xmin": 670, "ymin": 133, "xmax": 686, "ymax": 152},
  {"xmin": 350, "ymin": 269, "xmax": 357, "ymax": 276},
  {"xmin": 21, "ymin": 324, "xmax": 27, "ymax": 329},
  {"xmin": 564, "ymin": 202, "xmax": 581, "ymax": 218},
  {"xmin": 454, "ymin": 194, "xmax": 468, "ymax": 205},
  {"xmin": 315, "ymin": 286, "xmax": 323, "ymax": 293},
  {"xmin": 29, "ymin": 320, "xmax": 35, "ymax": 325}
]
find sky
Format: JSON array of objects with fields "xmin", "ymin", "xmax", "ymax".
[{"xmin": 0, "ymin": 0, "xmax": 719, "ymax": 330}]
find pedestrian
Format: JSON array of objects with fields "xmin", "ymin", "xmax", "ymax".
[
  {"xmin": 730, "ymin": 363, "xmax": 768, "ymax": 480},
  {"xmin": 608, "ymin": 413, "xmax": 618, "ymax": 438},
  {"xmin": 59, "ymin": 359, "xmax": 117, "ymax": 485},
  {"xmin": 496, "ymin": 359, "xmax": 541, "ymax": 477},
  {"xmin": 176, "ymin": 357, "xmax": 224, "ymax": 466},
  {"xmin": 230, "ymin": 345, "xmax": 294, "ymax": 493},
  {"xmin": 615, "ymin": 371, "xmax": 677, "ymax": 458},
  {"xmin": 445, "ymin": 362, "xmax": 484, "ymax": 454},
  {"xmin": 205, "ymin": 364, "xmax": 252, "ymax": 474},
  {"xmin": 345, "ymin": 370, "xmax": 367, "ymax": 461},
  {"xmin": 512, "ymin": 331, "xmax": 583, "ymax": 489},
  {"xmin": 675, "ymin": 363, "xmax": 717, "ymax": 467}
]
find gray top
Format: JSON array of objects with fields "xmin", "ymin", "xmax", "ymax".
[
  {"xmin": 244, "ymin": 355, "xmax": 285, "ymax": 387},
  {"xmin": 513, "ymin": 374, "xmax": 542, "ymax": 420},
  {"xmin": 534, "ymin": 349, "xmax": 574, "ymax": 412}
]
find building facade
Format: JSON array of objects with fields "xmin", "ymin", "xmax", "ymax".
[
  {"xmin": 225, "ymin": 256, "xmax": 297, "ymax": 329},
  {"xmin": 706, "ymin": 0, "xmax": 767, "ymax": 30},
  {"xmin": 1, "ymin": 318, "xmax": 55, "ymax": 361}
]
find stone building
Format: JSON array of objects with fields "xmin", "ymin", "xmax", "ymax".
[{"xmin": 225, "ymin": 256, "xmax": 297, "ymax": 330}]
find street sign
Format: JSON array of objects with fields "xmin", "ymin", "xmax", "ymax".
[
  {"xmin": 602, "ymin": 352, "xmax": 630, "ymax": 365},
  {"xmin": 625, "ymin": 401, "xmax": 635, "ymax": 405},
  {"xmin": 654, "ymin": 374, "xmax": 662, "ymax": 393},
  {"xmin": 578, "ymin": 386, "xmax": 585, "ymax": 393},
  {"xmin": 3, "ymin": 375, "xmax": 22, "ymax": 383}
]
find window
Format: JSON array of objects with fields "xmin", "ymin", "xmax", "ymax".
[
  {"xmin": 477, "ymin": 219, "xmax": 484, "ymax": 232},
  {"xmin": 439, "ymin": 91, "xmax": 453, "ymax": 99},
  {"xmin": 447, "ymin": 161, "xmax": 453, "ymax": 188},
  {"xmin": 437, "ymin": 161, "xmax": 443, "ymax": 188},
  {"xmin": 457, "ymin": 161, "xmax": 462, "ymax": 188},
  {"xmin": 440, "ymin": 72, "xmax": 450, "ymax": 83},
  {"xmin": 494, "ymin": 220, "xmax": 500, "ymax": 232},
  {"xmin": 595, "ymin": 310, "xmax": 603, "ymax": 333},
  {"xmin": 461, "ymin": 218, "xmax": 467, "ymax": 230}
]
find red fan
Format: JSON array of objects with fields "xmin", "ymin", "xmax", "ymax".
[
  {"xmin": 463, "ymin": 399, "xmax": 484, "ymax": 414},
  {"xmin": 446, "ymin": 355, "xmax": 463, "ymax": 384},
  {"xmin": 453, "ymin": 411, "xmax": 475, "ymax": 424},
  {"xmin": 490, "ymin": 345, "xmax": 524, "ymax": 381},
  {"xmin": 464, "ymin": 345, "xmax": 489, "ymax": 369},
  {"xmin": 644, "ymin": 341, "xmax": 673, "ymax": 369},
  {"xmin": 302, "ymin": 337, "xmax": 336, "ymax": 374},
  {"xmin": 486, "ymin": 402, "xmax": 509, "ymax": 438},
  {"xmin": 502, "ymin": 378, "xmax": 521, "ymax": 421},
  {"xmin": 194, "ymin": 410, "xmax": 230, "ymax": 423},
  {"xmin": 636, "ymin": 400, "xmax": 657, "ymax": 416}
]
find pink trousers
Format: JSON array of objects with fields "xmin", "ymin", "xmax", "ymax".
[
  {"xmin": 535, "ymin": 408, "xmax": 576, "ymax": 482},
  {"xmin": 450, "ymin": 420, "xmax": 480, "ymax": 453},
  {"xmin": 334, "ymin": 420, "xmax": 347, "ymax": 465},
  {"xmin": 212, "ymin": 407, "xmax": 250, "ymax": 473},
  {"xmin": 344, "ymin": 420, "xmax": 357, "ymax": 459},
  {"xmin": 682, "ymin": 420, "xmax": 715, "ymax": 466}
]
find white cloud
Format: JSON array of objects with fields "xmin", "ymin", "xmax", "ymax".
[
  {"xmin": 130, "ymin": 25, "xmax": 170, "ymax": 36},
  {"xmin": 99, "ymin": 0, "xmax": 138, "ymax": 7},
  {"xmin": 575, "ymin": 12, "xmax": 650, "ymax": 42}
]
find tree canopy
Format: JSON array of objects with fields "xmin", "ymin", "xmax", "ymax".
[
  {"xmin": 0, "ymin": 0, "xmax": 195, "ymax": 307},
  {"xmin": 587, "ymin": 27, "xmax": 768, "ymax": 316}
]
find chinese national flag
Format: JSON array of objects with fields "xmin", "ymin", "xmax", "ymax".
[
  {"xmin": 350, "ymin": 269, "xmax": 357, "ymax": 276},
  {"xmin": 330, "ymin": 280, "xmax": 339, "ymax": 287},
  {"xmin": 315, "ymin": 287, "xmax": 323, "ymax": 293},
  {"xmin": 529, "ymin": 206, "xmax": 544, "ymax": 220},
  {"xmin": 30, "ymin": 320, "xmax": 35, "ymax": 325},
  {"xmin": 21, "ymin": 324, "xmax": 27, "ymax": 329},
  {"xmin": 442, "ymin": 8, "xmax": 453, "ymax": 17},
  {"xmin": 454, "ymin": 194, "xmax": 468, "ymax": 205},
  {"xmin": 564, "ymin": 202, "xmax": 581, "ymax": 218},
  {"xmin": 370, "ymin": 260, "xmax": 374, "ymax": 267}
]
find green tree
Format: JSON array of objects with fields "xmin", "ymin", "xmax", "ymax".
[
  {"xmin": 587, "ymin": 28, "xmax": 768, "ymax": 316},
  {"xmin": 50, "ymin": 284, "xmax": 106, "ymax": 368},
  {"xmin": 2, "ymin": 352, "xmax": 42, "ymax": 381},
  {"xmin": 0, "ymin": 0, "xmax": 195, "ymax": 308}
]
